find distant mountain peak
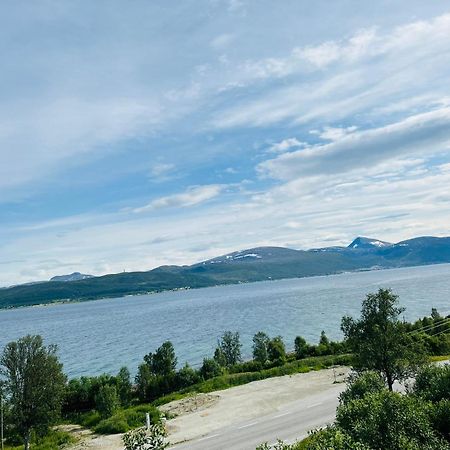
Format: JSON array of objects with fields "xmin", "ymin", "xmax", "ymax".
[
  {"xmin": 50, "ymin": 272, "xmax": 94, "ymax": 282},
  {"xmin": 348, "ymin": 237, "xmax": 392, "ymax": 249}
]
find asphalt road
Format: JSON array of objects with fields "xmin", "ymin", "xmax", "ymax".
[{"xmin": 171, "ymin": 383, "xmax": 344, "ymax": 450}]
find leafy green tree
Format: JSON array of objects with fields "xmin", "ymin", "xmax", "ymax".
[
  {"xmin": 294, "ymin": 336, "xmax": 308, "ymax": 359},
  {"xmin": 216, "ymin": 331, "xmax": 242, "ymax": 366},
  {"xmin": 117, "ymin": 366, "xmax": 132, "ymax": 407},
  {"xmin": 213, "ymin": 347, "xmax": 227, "ymax": 367},
  {"xmin": 95, "ymin": 384, "xmax": 119, "ymax": 418},
  {"xmin": 335, "ymin": 390, "xmax": 447, "ymax": 449},
  {"xmin": 135, "ymin": 363, "xmax": 154, "ymax": 402},
  {"xmin": 0, "ymin": 335, "xmax": 67, "ymax": 450},
  {"xmin": 175, "ymin": 363, "xmax": 201, "ymax": 388},
  {"xmin": 144, "ymin": 341, "xmax": 177, "ymax": 377},
  {"xmin": 319, "ymin": 330, "xmax": 329, "ymax": 346},
  {"xmin": 339, "ymin": 371, "xmax": 385, "ymax": 405},
  {"xmin": 200, "ymin": 358, "xmax": 222, "ymax": 379},
  {"xmin": 413, "ymin": 364, "xmax": 450, "ymax": 403},
  {"xmin": 341, "ymin": 288, "xmax": 425, "ymax": 390},
  {"xmin": 267, "ymin": 336, "xmax": 286, "ymax": 365},
  {"xmin": 252, "ymin": 332, "xmax": 270, "ymax": 365},
  {"xmin": 304, "ymin": 426, "xmax": 370, "ymax": 450}
]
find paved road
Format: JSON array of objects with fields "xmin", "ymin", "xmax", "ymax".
[
  {"xmin": 171, "ymin": 384, "xmax": 343, "ymax": 450},
  {"xmin": 171, "ymin": 361, "xmax": 449, "ymax": 450}
]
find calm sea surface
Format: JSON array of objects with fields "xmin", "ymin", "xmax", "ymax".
[{"xmin": 1, "ymin": 264, "xmax": 449, "ymax": 378}]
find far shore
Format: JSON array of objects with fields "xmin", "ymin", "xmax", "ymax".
[{"xmin": 1, "ymin": 262, "xmax": 449, "ymax": 312}]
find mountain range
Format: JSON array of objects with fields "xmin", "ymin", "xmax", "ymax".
[{"xmin": 1, "ymin": 236, "xmax": 450, "ymax": 309}]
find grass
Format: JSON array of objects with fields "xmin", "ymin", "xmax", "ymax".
[
  {"xmin": 3, "ymin": 429, "xmax": 75, "ymax": 450},
  {"xmin": 73, "ymin": 403, "xmax": 161, "ymax": 435},
  {"xmin": 429, "ymin": 354, "xmax": 450, "ymax": 362}
]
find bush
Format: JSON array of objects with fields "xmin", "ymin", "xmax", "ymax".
[
  {"xmin": 200, "ymin": 358, "xmax": 222, "ymax": 379},
  {"xmin": 339, "ymin": 371, "xmax": 385, "ymax": 405},
  {"xmin": 95, "ymin": 384, "xmax": 120, "ymax": 418},
  {"xmin": 336, "ymin": 390, "xmax": 447, "ymax": 449},
  {"xmin": 123, "ymin": 423, "xmax": 168, "ymax": 450},
  {"xmin": 94, "ymin": 414, "xmax": 129, "ymax": 434},
  {"xmin": 267, "ymin": 336, "xmax": 286, "ymax": 365},
  {"xmin": 413, "ymin": 364, "xmax": 450, "ymax": 402}
]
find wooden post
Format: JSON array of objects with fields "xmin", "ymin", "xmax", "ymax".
[{"xmin": 146, "ymin": 412, "xmax": 151, "ymax": 431}]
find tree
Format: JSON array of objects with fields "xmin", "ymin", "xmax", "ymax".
[
  {"xmin": 267, "ymin": 336, "xmax": 286, "ymax": 365},
  {"xmin": 175, "ymin": 363, "xmax": 200, "ymax": 389},
  {"xmin": 319, "ymin": 330, "xmax": 329, "ymax": 346},
  {"xmin": 341, "ymin": 289, "xmax": 425, "ymax": 390},
  {"xmin": 95, "ymin": 384, "xmax": 119, "ymax": 418},
  {"xmin": 294, "ymin": 336, "xmax": 308, "ymax": 359},
  {"xmin": 339, "ymin": 371, "xmax": 386, "ymax": 405},
  {"xmin": 252, "ymin": 332, "xmax": 270, "ymax": 365},
  {"xmin": 335, "ymin": 390, "xmax": 447, "ymax": 449},
  {"xmin": 117, "ymin": 366, "xmax": 132, "ymax": 407},
  {"xmin": 216, "ymin": 331, "xmax": 242, "ymax": 367},
  {"xmin": 144, "ymin": 342, "xmax": 177, "ymax": 377},
  {"xmin": 0, "ymin": 335, "xmax": 66, "ymax": 450},
  {"xmin": 200, "ymin": 358, "xmax": 222, "ymax": 379}
]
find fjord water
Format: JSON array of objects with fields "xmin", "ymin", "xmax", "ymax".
[{"xmin": 1, "ymin": 264, "xmax": 449, "ymax": 378}]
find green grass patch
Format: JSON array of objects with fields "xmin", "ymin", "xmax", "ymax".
[
  {"xmin": 4, "ymin": 429, "xmax": 75, "ymax": 450},
  {"xmin": 429, "ymin": 354, "xmax": 450, "ymax": 362},
  {"xmin": 93, "ymin": 404, "xmax": 161, "ymax": 434}
]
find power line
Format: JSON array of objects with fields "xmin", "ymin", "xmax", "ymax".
[{"xmin": 405, "ymin": 317, "xmax": 450, "ymax": 335}]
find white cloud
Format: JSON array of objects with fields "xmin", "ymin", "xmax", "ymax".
[
  {"xmin": 310, "ymin": 126, "xmax": 358, "ymax": 141},
  {"xmin": 213, "ymin": 13, "xmax": 450, "ymax": 129},
  {"xmin": 133, "ymin": 184, "xmax": 225, "ymax": 212},
  {"xmin": 268, "ymin": 138, "xmax": 306, "ymax": 153},
  {"xmin": 258, "ymin": 107, "xmax": 450, "ymax": 180}
]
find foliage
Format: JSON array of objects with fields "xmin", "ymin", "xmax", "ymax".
[
  {"xmin": 3, "ymin": 429, "xmax": 75, "ymax": 450},
  {"xmin": 294, "ymin": 336, "xmax": 308, "ymax": 359},
  {"xmin": 215, "ymin": 331, "xmax": 242, "ymax": 367},
  {"xmin": 412, "ymin": 363, "xmax": 450, "ymax": 402},
  {"xmin": 95, "ymin": 384, "xmax": 120, "ymax": 418},
  {"xmin": 123, "ymin": 423, "xmax": 168, "ymax": 450},
  {"xmin": 117, "ymin": 366, "xmax": 133, "ymax": 406},
  {"xmin": 200, "ymin": 358, "xmax": 222, "ymax": 379},
  {"xmin": 144, "ymin": 342, "xmax": 177, "ymax": 377},
  {"xmin": 63, "ymin": 372, "xmax": 126, "ymax": 414},
  {"xmin": 0, "ymin": 335, "xmax": 67, "ymax": 450},
  {"xmin": 253, "ymin": 332, "xmax": 270, "ymax": 365},
  {"xmin": 300, "ymin": 427, "xmax": 370, "ymax": 450},
  {"xmin": 341, "ymin": 288, "xmax": 425, "ymax": 390},
  {"xmin": 84, "ymin": 403, "xmax": 160, "ymax": 434},
  {"xmin": 339, "ymin": 371, "xmax": 385, "ymax": 405},
  {"xmin": 256, "ymin": 439, "xmax": 298, "ymax": 449},
  {"xmin": 175, "ymin": 363, "xmax": 201, "ymax": 388},
  {"xmin": 267, "ymin": 336, "xmax": 286, "ymax": 365},
  {"xmin": 335, "ymin": 390, "xmax": 448, "ymax": 449}
]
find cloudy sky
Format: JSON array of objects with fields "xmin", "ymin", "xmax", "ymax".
[{"xmin": 2, "ymin": 1, "xmax": 450, "ymax": 286}]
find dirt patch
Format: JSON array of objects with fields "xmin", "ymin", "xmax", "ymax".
[
  {"xmin": 62, "ymin": 424, "xmax": 123, "ymax": 450},
  {"xmin": 160, "ymin": 393, "xmax": 220, "ymax": 417}
]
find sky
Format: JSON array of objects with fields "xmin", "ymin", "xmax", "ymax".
[{"xmin": 1, "ymin": 0, "xmax": 450, "ymax": 286}]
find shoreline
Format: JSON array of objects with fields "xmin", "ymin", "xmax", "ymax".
[{"xmin": 1, "ymin": 261, "xmax": 449, "ymax": 312}]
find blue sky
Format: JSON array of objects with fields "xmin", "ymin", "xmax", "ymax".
[{"xmin": 2, "ymin": 0, "xmax": 450, "ymax": 285}]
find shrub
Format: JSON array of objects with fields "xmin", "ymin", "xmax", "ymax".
[{"xmin": 95, "ymin": 384, "xmax": 120, "ymax": 418}]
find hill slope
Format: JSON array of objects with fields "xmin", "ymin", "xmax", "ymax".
[{"xmin": 1, "ymin": 236, "xmax": 450, "ymax": 308}]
